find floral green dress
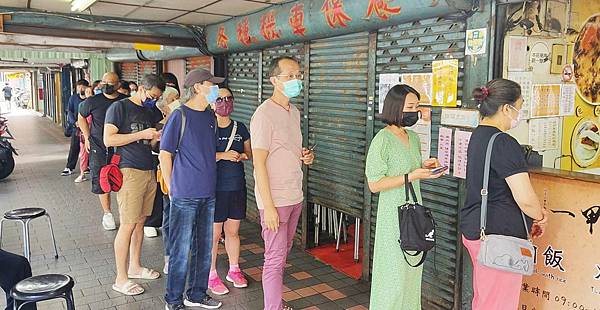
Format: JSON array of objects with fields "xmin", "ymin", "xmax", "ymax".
[{"xmin": 366, "ymin": 128, "xmax": 424, "ymax": 310}]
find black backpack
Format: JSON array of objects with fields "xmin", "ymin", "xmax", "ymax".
[{"xmin": 397, "ymin": 174, "xmax": 436, "ymax": 267}]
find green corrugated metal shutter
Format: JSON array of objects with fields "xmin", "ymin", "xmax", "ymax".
[
  {"xmin": 186, "ymin": 56, "xmax": 212, "ymax": 73},
  {"xmin": 228, "ymin": 51, "xmax": 261, "ymax": 222},
  {"xmin": 372, "ymin": 17, "xmax": 466, "ymax": 310},
  {"xmin": 307, "ymin": 32, "xmax": 369, "ymax": 219}
]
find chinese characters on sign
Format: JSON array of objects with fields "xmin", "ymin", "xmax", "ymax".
[
  {"xmin": 465, "ymin": 28, "xmax": 487, "ymax": 56},
  {"xmin": 432, "ymin": 59, "xmax": 459, "ymax": 107},
  {"xmin": 236, "ymin": 17, "xmax": 256, "ymax": 47},
  {"xmin": 260, "ymin": 11, "xmax": 281, "ymax": 41},
  {"xmin": 321, "ymin": 0, "xmax": 352, "ymax": 28},
  {"xmin": 582, "ymin": 206, "xmax": 600, "ymax": 234},
  {"xmin": 452, "ymin": 130, "xmax": 471, "ymax": 179},
  {"xmin": 543, "ymin": 245, "xmax": 566, "ymax": 272},
  {"xmin": 216, "ymin": 26, "xmax": 229, "ymax": 49},
  {"xmin": 289, "ymin": 3, "xmax": 307, "ymax": 36},
  {"xmin": 437, "ymin": 127, "xmax": 452, "ymax": 176},
  {"xmin": 366, "ymin": 0, "xmax": 401, "ymax": 20}
]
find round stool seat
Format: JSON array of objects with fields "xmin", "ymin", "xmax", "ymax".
[
  {"xmin": 4, "ymin": 208, "xmax": 46, "ymax": 220},
  {"xmin": 10, "ymin": 274, "xmax": 74, "ymax": 301}
]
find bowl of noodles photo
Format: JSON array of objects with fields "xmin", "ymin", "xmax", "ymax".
[
  {"xmin": 571, "ymin": 118, "xmax": 600, "ymax": 167},
  {"xmin": 574, "ymin": 14, "xmax": 600, "ymax": 105}
]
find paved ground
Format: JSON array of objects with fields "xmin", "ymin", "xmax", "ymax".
[{"xmin": 0, "ymin": 110, "xmax": 370, "ymax": 310}]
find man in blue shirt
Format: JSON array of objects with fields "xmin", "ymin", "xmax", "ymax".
[
  {"xmin": 61, "ymin": 79, "xmax": 89, "ymax": 176},
  {"xmin": 159, "ymin": 69, "xmax": 223, "ymax": 310}
]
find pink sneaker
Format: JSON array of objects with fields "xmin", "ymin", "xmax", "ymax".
[
  {"xmin": 208, "ymin": 276, "xmax": 229, "ymax": 295},
  {"xmin": 226, "ymin": 270, "xmax": 248, "ymax": 288}
]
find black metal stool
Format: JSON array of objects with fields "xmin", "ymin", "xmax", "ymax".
[
  {"xmin": 0, "ymin": 208, "xmax": 59, "ymax": 261},
  {"xmin": 10, "ymin": 274, "xmax": 75, "ymax": 310}
]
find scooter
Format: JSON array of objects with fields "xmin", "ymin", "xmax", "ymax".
[{"xmin": 0, "ymin": 116, "xmax": 17, "ymax": 180}]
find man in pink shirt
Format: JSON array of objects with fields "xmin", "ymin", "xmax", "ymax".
[{"xmin": 250, "ymin": 56, "xmax": 314, "ymax": 310}]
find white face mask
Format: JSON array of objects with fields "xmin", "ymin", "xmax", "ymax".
[{"xmin": 508, "ymin": 105, "xmax": 522, "ymax": 129}]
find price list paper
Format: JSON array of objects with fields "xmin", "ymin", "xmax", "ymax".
[
  {"xmin": 528, "ymin": 118, "xmax": 561, "ymax": 151},
  {"xmin": 437, "ymin": 127, "xmax": 453, "ymax": 175},
  {"xmin": 452, "ymin": 130, "xmax": 471, "ymax": 179}
]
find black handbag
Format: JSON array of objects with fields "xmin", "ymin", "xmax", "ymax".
[{"xmin": 398, "ymin": 174, "xmax": 436, "ymax": 267}]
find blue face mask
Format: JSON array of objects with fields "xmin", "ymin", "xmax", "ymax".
[
  {"xmin": 94, "ymin": 89, "xmax": 102, "ymax": 95},
  {"xmin": 283, "ymin": 79, "xmax": 303, "ymax": 98},
  {"xmin": 142, "ymin": 91, "xmax": 158, "ymax": 108},
  {"xmin": 205, "ymin": 85, "xmax": 219, "ymax": 104}
]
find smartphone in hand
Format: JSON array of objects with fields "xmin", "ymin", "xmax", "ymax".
[{"xmin": 431, "ymin": 166, "xmax": 449, "ymax": 174}]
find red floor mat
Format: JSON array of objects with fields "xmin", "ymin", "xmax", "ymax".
[{"xmin": 307, "ymin": 240, "xmax": 363, "ymax": 280}]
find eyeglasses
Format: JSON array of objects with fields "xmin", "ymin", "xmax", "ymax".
[
  {"xmin": 274, "ymin": 73, "xmax": 304, "ymax": 80},
  {"xmin": 216, "ymin": 96, "xmax": 234, "ymax": 103}
]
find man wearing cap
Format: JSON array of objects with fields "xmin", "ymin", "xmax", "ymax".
[
  {"xmin": 159, "ymin": 69, "xmax": 223, "ymax": 310},
  {"xmin": 104, "ymin": 74, "xmax": 165, "ymax": 296}
]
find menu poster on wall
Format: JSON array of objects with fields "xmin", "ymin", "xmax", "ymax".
[
  {"xmin": 409, "ymin": 107, "xmax": 432, "ymax": 160},
  {"xmin": 520, "ymin": 174, "xmax": 600, "ymax": 310},
  {"xmin": 560, "ymin": 84, "xmax": 577, "ymax": 116},
  {"xmin": 438, "ymin": 127, "xmax": 453, "ymax": 175},
  {"xmin": 432, "ymin": 59, "xmax": 459, "ymax": 107},
  {"xmin": 507, "ymin": 71, "xmax": 534, "ymax": 119},
  {"xmin": 508, "ymin": 36, "xmax": 529, "ymax": 71},
  {"xmin": 529, "ymin": 118, "xmax": 561, "ymax": 151},
  {"xmin": 441, "ymin": 108, "xmax": 480, "ymax": 128},
  {"xmin": 531, "ymin": 84, "xmax": 562, "ymax": 118},
  {"xmin": 378, "ymin": 73, "xmax": 402, "ymax": 113},
  {"xmin": 453, "ymin": 130, "xmax": 472, "ymax": 179},
  {"xmin": 402, "ymin": 73, "xmax": 433, "ymax": 105}
]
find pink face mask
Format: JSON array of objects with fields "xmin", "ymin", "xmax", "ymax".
[{"xmin": 215, "ymin": 96, "xmax": 234, "ymax": 116}]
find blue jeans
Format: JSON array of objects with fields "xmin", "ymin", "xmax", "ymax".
[
  {"xmin": 165, "ymin": 197, "xmax": 215, "ymax": 305},
  {"xmin": 162, "ymin": 195, "xmax": 171, "ymax": 256}
]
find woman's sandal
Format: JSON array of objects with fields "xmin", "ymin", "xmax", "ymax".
[
  {"xmin": 128, "ymin": 267, "xmax": 160, "ymax": 280},
  {"xmin": 112, "ymin": 280, "xmax": 144, "ymax": 296}
]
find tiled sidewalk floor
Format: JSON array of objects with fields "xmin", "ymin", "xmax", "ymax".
[{"xmin": 0, "ymin": 111, "xmax": 370, "ymax": 310}]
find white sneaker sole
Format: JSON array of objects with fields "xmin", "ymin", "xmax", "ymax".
[
  {"xmin": 184, "ymin": 299, "xmax": 222, "ymax": 309},
  {"xmin": 225, "ymin": 275, "xmax": 248, "ymax": 288}
]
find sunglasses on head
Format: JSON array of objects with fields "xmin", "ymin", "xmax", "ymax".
[{"xmin": 216, "ymin": 96, "xmax": 234, "ymax": 103}]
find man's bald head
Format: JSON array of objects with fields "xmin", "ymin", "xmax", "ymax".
[{"xmin": 102, "ymin": 72, "xmax": 119, "ymax": 84}]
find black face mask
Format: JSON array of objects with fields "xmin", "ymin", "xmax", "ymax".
[
  {"xmin": 400, "ymin": 112, "xmax": 420, "ymax": 127},
  {"xmin": 79, "ymin": 91, "xmax": 86, "ymax": 96},
  {"xmin": 102, "ymin": 84, "xmax": 117, "ymax": 95}
]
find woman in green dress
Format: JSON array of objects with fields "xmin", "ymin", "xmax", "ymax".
[{"xmin": 366, "ymin": 84, "xmax": 444, "ymax": 309}]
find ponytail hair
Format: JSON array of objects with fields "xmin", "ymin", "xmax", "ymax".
[{"xmin": 473, "ymin": 78, "xmax": 522, "ymax": 117}]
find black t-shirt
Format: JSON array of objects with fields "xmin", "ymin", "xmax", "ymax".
[
  {"xmin": 78, "ymin": 93, "xmax": 128, "ymax": 150},
  {"xmin": 460, "ymin": 126, "xmax": 532, "ymax": 240},
  {"xmin": 216, "ymin": 120, "xmax": 250, "ymax": 191},
  {"xmin": 104, "ymin": 98, "xmax": 163, "ymax": 171}
]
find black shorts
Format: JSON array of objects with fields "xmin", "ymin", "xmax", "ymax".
[
  {"xmin": 89, "ymin": 147, "xmax": 113, "ymax": 195},
  {"xmin": 214, "ymin": 189, "xmax": 247, "ymax": 223}
]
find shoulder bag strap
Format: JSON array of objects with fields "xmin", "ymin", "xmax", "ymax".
[
  {"xmin": 404, "ymin": 174, "xmax": 419, "ymax": 203},
  {"xmin": 480, "ymin": 132, "xmax": 530, "ymax": 239},
  {"xmin": 480, "ymin": 132, "xmax": 502, "ymax": 237},
  {"xmin": 175, "ymin": 106, "xmax": 186, "ymax": 152},
  {"xmin": 224, "ymin": 121, "xmax": 238, "ymax": 152}
]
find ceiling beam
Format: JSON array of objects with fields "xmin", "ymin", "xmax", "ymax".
[
  {"xmin": 0, "ymin": 32, "xmax": 134, "ymax": 50},
  {"xmin": 3, "ymin": 25, "xmax": 196, "ymax": 47}
]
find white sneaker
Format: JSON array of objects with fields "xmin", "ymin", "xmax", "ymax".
[
  {"xmin": 102, "ymin": 213, "xmax": 116, "ymax": 231},
  {"xmin": 144, "ymin": 227, "xmax": 158, "ymax": 238},
  {"xmin": 163, "ymin": 261, "xmax": 169, "ymax": 275},
  {"xmin": 74, "ymin": 175, "xmax": 87, "ymax": 183}
]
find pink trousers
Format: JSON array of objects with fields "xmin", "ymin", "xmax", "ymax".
[
  {"xmin": 463, "ymin": 236, "xmax": 523, "ymax": 310},
  {"xmin": 259, "ymin": 203, "xmax": 303, "ymax": 310}
]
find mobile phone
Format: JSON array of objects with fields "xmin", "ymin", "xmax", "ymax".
[
  {"xmin": 308, "ymin": 143, "xmax": 318, "ymax": 151},
  {"xmin": 431, "ymin": 166, "xmax": 448, "ymax": 174}
]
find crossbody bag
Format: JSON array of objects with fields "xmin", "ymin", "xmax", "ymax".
[
  {"xmin": 157, "ymin": 106, "xmax": 187, "ymax": 195},
  {"xmin": 477, "ymin": 132, "xmax": 535, "ymax": 276}
]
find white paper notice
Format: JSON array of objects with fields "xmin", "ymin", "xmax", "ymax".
[
  {"xmin": 528, "ymin": 118, "xmax": 560, "ymax": 151},
  {"xmin": 378, "ymin": 73, "xmax": 401, "ymax": 113},
  {"xmin": 508, "ymin": 36, "xmax": 528, "ymax": 71},
  {"xmin": 560, "ymin": 84, "xmax": 576, "ymax": 116},
  {"xmin": 507, "ymin": 71, "xmax": 533, "ymax": 119},
  {"xmin": 453, "ymin": 130, "xmax": 472, "ymax": 179},
  {"xmin": 437, "ymin": 127, "xmax": 453, "ymax": 175}
]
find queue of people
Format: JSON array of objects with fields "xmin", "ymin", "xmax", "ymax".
[{"xmin": 54, "ymin": 54, "xmax": 547, "ymax": 310}]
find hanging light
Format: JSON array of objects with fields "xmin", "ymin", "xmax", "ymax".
[{"xmin": 70, "ymin": 0, "xmax": 97, "ymax": 12}]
